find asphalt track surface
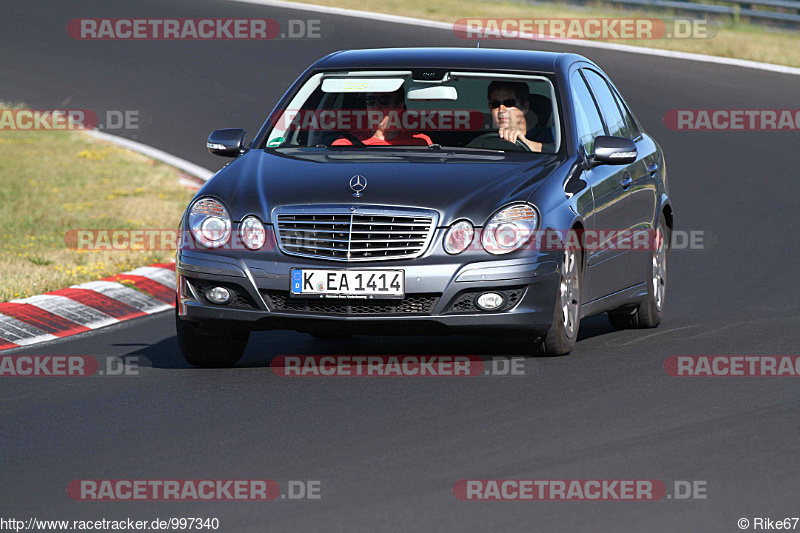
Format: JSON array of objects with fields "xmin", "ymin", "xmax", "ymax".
[{"xmin": 2, "ymin": 1, "xmax": 799, "ymax": 531}]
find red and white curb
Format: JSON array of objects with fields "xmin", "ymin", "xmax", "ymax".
[
  {"xmin": 0, "ymin": 130, "xmax": 212, "ymax": 351},
  {"xmin": 0, "ymin": 263, "xmax": 176, "ymax": 351}
]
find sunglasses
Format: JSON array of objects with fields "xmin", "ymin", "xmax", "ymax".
[
  {"xmin": 489, "ymin": 98, "xmax": 519, "ymax": 109},
  {"xmin": 364, "ymin": 94, "xmax": 397, "ymax": 106}
]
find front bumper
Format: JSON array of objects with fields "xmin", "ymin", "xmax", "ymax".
[{"xmin": 176, "ymin": 246, "xmax": 561, "ymax": 337}]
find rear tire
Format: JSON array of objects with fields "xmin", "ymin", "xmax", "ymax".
[
  {"xmin": 609, "ymin": 214, "xmax": 669, "ymax": 329},
  {"xmin": 176, "ymin": 310, "xmax": 249, "ymax": 368},
  {"xmin": 542, "ymin": 240, "xmax": 582, "ymax": 356}
]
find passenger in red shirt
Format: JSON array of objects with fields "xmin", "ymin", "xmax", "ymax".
[{"xmin": 332, "ymin": 87, "xmax": 433, "ymax": 146}]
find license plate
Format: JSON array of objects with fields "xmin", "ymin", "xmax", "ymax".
[{"xmin": 290, "ymin": 269, "xmax": 404, "ymax": 298}]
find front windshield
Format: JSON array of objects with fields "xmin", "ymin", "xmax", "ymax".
[{"xmin": 265, "ymin": 71, "xmax": 561, "ymax": 154}]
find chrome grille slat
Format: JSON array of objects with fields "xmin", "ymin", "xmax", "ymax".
[
  {"xmin": 284, "ymin": 244, "xmax": 349, "ymax": 252},
  {"xmin": 348, "ymin": 248, "xmax": 417, "ymax": 253},
  {"xmin": 349, "ymin": 222, "xmax": 429, "ymax": 227},
  {"xmin": 350, "ymin": 230, "xmax": 429, "ymax": 235},
  {"xmin": 279, "ymin": 221, "xmax": 351, "ymax": 225},
  {"xmin": 279, "ymin": 224, "xmax": 428, "ymax": 235},
  {"xmin": 280, "ymin": 231, "xmax": 349, "ymax": 237},
  {"xmin": 274, "ymin": 206, "xmax": 438, "ymax": 262},
  {"xmin": 349, "ymin": 244, "xmax": 418, "ymax": 250},
  {"xmin": 284, "ymin": 237, "xmax": 351, "ymax": 244},
  {"xmin": 350, "ymin": 238, "xmax": 426, "ymax": 243}
]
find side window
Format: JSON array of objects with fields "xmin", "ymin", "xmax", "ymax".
[
  {"xmin": 610, "ymin": 85, "xmax": 642, "ymax": 140},
  {"xmin": 570, "ymin": 70, "xmax": 605, "ymax": 155},
  {"xmin": 583, "ymin": 69, "xmax": 628, "ymax": 139}
]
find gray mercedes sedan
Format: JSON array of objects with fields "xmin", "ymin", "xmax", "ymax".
[{"xmin": 176, "ymin": 47, "xmax": 672, "ymax": 366}]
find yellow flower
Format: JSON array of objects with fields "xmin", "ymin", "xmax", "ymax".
[{"xmin": 78, "ymin": 149, "xmax": 104, "ymax": 160}]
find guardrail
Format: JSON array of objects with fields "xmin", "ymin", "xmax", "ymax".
[{"xmin": 568, "ymin": 0, "xmax": 800, "ymax": 28}]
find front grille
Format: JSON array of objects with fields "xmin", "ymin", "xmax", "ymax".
[
  {"xmin": 261, "ymin": 290, "xmax": 439, "ymax": 315},
  {"xmin": 274, "ymin": 206, "xmax": 437, "ymax": 262}
]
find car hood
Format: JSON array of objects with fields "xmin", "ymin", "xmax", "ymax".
[{"xmin": 197, "ymin": 148, "xmax": 565, "ymax": 226}]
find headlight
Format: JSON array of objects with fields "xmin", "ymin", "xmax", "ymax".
[
  {"xmin": 189, "ymin": 197, "xmax": 231, "ymax": 248},
  {"xmin": 240, "ymin": 216, "xmax": 266, "ymax": 250},
  {"xmin": 481, "ymin": 203, "xmax": 539, "ymax": 255},
  {"xmin": 443, "ymin": 220, "xmax": 474, "ymax": 255}
]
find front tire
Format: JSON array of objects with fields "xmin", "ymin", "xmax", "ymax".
[
  {"xmin": 176, "ymin": 310, "xmax": 249, "ymax": 368},
  {"xmin": 542, "ymin": 242, "xmax": 582, "ymax": 356}
]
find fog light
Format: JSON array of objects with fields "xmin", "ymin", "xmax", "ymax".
[
  {"xmin": 476, "ymin": 292, "xmax": 505, "ymax": 311},
  {"xmin": 206, "ymin": 286, "xmax": 231, "ymax": 304}
]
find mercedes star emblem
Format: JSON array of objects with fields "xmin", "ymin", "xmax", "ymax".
[{"xmin": 349, "ymin": 175, "xmax": 367, "ymax": 197}]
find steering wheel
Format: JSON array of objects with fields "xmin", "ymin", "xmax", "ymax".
[
  {"xmin": 465, "ymin": 132, "xmax": 532, "ymax": 152},
  {"xmin": 336, "ymin": 133, "xmax": 366, "ymax": 147}
]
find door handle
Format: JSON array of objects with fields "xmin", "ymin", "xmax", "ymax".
[
  {"xmin": 648, "ymin": 163, "xmax": 659, "ymax": 177},
  {"xmin": 620, "ymin": 175, "xmax": 632, "ymax": 190}
]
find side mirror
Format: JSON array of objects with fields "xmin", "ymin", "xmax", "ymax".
[
  {"xmin": 207, "ymin": 129, "xmax": 246, "ymax": 157},
  {"xmin": 591, "ymin": 136, "xmax": 637, "ymax": 166}
]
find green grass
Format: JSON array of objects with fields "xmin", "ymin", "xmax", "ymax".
[
  {"xmin": 293, "ymin": 0, "xmax": 800, "ymax": 68},
  {"xmin": 0, "ymin": 103, "xmax": 195, "ymax": 302}
]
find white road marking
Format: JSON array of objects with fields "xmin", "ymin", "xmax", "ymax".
[{"xmin": 87, "ymin": 130, "xmax": 215, "ymax": 181}]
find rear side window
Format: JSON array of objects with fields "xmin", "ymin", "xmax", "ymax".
[
  {"xmin": 583, "ymin": 69, "xmax": 628, "ymax": 139},
  {"xmin": 570, "ymin": 71, "xmax": 605, "ymax": 155}
]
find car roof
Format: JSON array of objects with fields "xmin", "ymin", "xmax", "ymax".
[{"xmin": 314, "ymin": 47, "xmax": 587, "ymax": 74}]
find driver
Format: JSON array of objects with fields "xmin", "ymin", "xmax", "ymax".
[
  {"xmin": 487, "ymin": 81, "xmax": 543, "ymax": 153},
  {"xmin": 332, "ymin": 87, "xmax": 432, "ymax": 146}
]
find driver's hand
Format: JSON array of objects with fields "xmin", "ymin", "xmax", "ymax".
[{"xmin": 498, "ymin": 127, "xmax": 542, "ymax": 152}]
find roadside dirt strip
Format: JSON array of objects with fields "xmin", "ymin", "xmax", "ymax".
[{"xmin": 0, "ymin": 263, "xmax": 175, "ymax": 350}]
